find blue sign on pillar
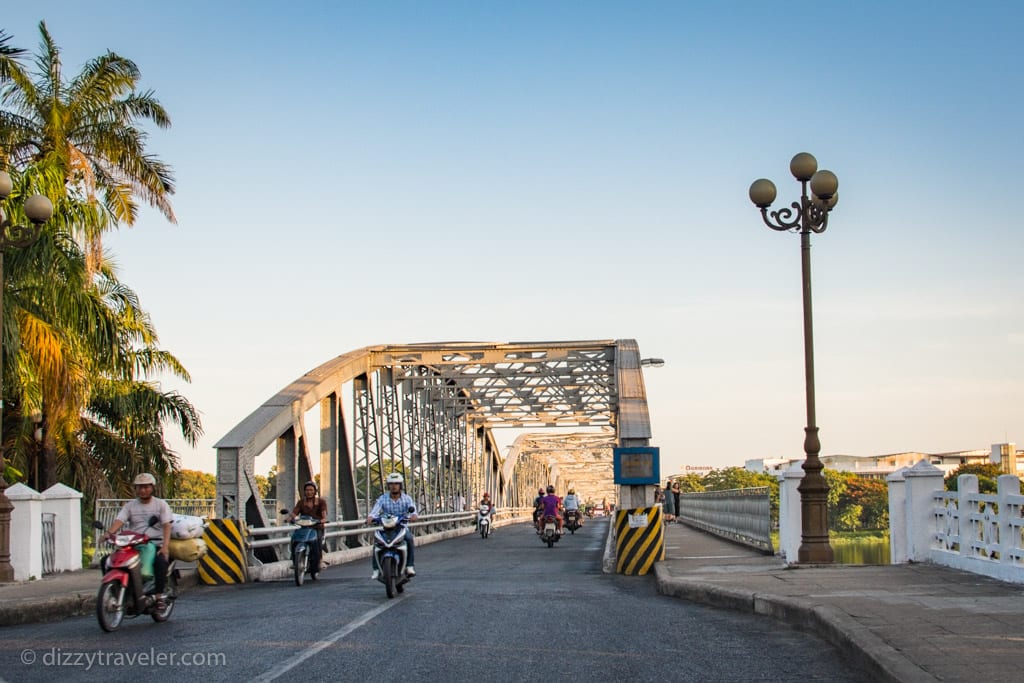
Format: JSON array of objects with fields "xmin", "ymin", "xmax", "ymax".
[{"xmin": 613, "ymin": 447, "xmax": 660, "ymax": 485}]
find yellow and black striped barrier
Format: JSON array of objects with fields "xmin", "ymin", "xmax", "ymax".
[
  {"xmin": 614, "ymin": 506, "xmax": 664, "ymax": 575},
  {"xmin": 197, "ymin": 519, "xmax": 248, "ymax": 584}
]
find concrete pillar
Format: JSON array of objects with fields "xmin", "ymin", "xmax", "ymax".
[
  {"xmin": 778, "ymin": 461, "xmax": 803, "ymax": 565},
  {"xmin": 320, "ymin": 393, "xmax": 338, "ymax": 524},
  {"xmin": 904, "ymin": 460, "xmax": 945, "ymax": 562},
  {"xmin": 276, "ymin": 429, "xmax": 298, "ymax": 518},
  {"xmin": 6, "ymin": 483, "xmax": 43, "ymax": 581},
  {"xmin": 40, "ymin": 483, "xmax": 83, "ymax": 573},
  {"xmin": 886, "ymin": 468, "xmax": 908, "ymax": 564},
  {"xmin": 998, "ymin": 475, "xmax": 1021, "ymax": 568}
]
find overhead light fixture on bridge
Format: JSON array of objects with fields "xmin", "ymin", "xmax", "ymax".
[{"xmin": 640, "ymin": 358, "xmax": 665, "ymax": 368}]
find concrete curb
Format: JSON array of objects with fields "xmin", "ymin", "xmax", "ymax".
[
  {"xmin": 0, "ymin": 569, "xmax": 199, "ymax": 628},
  {"xmin": 653, "ymin": 564, "xmax": 937, "ymax": 683}
]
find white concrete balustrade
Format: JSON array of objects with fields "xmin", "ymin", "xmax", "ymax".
[
  {"xmin": 5, "ymin": 483, "xmax": 83, "ymax": 581},
  {"xmin": 888, "ymin": 461, "xmax": 1024, "ymax": 584}
]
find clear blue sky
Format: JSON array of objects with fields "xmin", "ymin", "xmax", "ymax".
[{"xmin": 4, "ymin": 1, "xmax": 1022, "ymax": 476}]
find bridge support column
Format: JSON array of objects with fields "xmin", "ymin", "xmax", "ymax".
[{"xmin": 277, "ymin": 430, "xmax": 298, "ymax": 522}]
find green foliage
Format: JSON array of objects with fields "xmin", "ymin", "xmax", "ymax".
[
  {"xmin": 944, "ymin": 463, "xmax": 1002, "ymax": 493},
  {"xmin": 172, "ymin": 469, "xmax": 216, "ymax": 499},
  {"xmin": 824, "ymin": 470, "xmax": 889, "ymax": 531},
  {"xmin": 672, "ymin": 473, "xmax": 705, "ymax": 493}
]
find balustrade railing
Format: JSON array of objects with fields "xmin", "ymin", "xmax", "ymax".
[{"xmin": 677, "ymin": 487, "xmax": 774, "ymax": 553}]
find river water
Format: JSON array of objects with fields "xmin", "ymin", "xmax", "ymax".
[{"xmin": 831, "ymin": 537, "xmax": 891, "ymax": 564}]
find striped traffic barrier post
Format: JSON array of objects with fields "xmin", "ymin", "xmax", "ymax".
[
  {"xmin": 197, "ymin": 519, "xmax": 248, "ymax": 584},
  {"xmin": 614, "ymin": 506, "xmax": 664, "ymax": 575}
]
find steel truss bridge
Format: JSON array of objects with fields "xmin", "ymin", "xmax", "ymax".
[{"xmin": 214, "ymin": 339, "xmax": 653, "ymax": 547}]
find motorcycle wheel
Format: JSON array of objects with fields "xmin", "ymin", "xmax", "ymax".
[
  {"xmin": 151, "ymin": 596, "xmax": 174, "ymax": 622},
  {"xmin": 294, "ymin": 547, "xmax": 307, "ymax": 587},
  {"xmin": 383, "ymin": 557, "xmax": 397, "ymax": 599},
  {"xmin": 96, "ymin": 581, "xmax": 125, "ymax": 632},
  {"xmin": 546, "ymin": 536, "xmax": 555, "ymax": 548}
]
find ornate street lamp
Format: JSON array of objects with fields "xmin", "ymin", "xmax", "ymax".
[
  {"xmin": 0, "ymin": 169, "xmax": 53, "ymax": 582},
  {"xmin": 749, "ymin": 152, "xmax": 838, "ymax": 564}
]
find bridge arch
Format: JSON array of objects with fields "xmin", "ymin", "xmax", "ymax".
[{"xmin": 214, "ymin": 339, "xmax": 653, "ymax": 533}]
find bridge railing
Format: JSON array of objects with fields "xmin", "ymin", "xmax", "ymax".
[
  {"xmin": 247, "ymin": 508, "xmax": 525, "ymax": 561},
  {"xmin": 677, "ymin": 487, "xmax": 774, "ymax": 553},
  {"xmin": 888, "ymin": 464, "xmax": 1024, "ymax": 584}
]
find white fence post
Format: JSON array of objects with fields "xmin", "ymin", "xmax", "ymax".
[
  {"xmin": 886, "ymin": 467, "xmax": 907, "ymax": 564},
  {"xmin": 40, "ymin": 483, "xmax": 83, "ymax": 573},
  {"xmin": 997, "ymin": 475, "xmax": 1021, "ymax": 569},
  {"xmin": 778, "ymin": 461, "xmax": 803, "ymax": 565},
  {"xmin": 5, "ymin": 483, "xmax": 43, "ymax": 581},
  {"xmin": 903, "ymin": 460, "xmax": 945, "ymax": 562}
]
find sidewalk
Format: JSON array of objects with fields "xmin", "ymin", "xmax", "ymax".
[
  {"xmin": 0, "ymin": 565, "xmax": 198, "ymax": 627},
  {"xmin": 655, "ymin": 522, "xmax": 1024, "ymax": 683}
]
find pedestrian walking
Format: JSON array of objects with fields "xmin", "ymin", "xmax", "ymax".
[
  {"xmin": 662, "ymin": 480, "xmax": 676, "ymax": 522},
  {"xmin": 671, "ymin": 481, "xmax": 681, "ymax": 524}
]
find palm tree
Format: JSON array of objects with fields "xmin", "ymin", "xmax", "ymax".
[
  {"xmin": 0, "ymin": 26, "xmax": 198, "ymax": 498},
  {"xmin": 0, "ymin": 21, "xmax": 175, "ymax": 270}
]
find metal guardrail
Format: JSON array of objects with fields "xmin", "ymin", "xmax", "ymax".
[
  {"xmin": 247, "ymin": 508, "xmax": 527, "ymax": 561},
  {"xmin": 93, "ymin": 498, "xmax": 278, "ymax": 561},
  {"xmin": 677, "ymin": 487, "xmax": 774, "ymax": 553}
]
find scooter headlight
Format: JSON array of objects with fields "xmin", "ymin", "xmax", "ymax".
[{"xmin": 381, "ymin": 515, "xmax": 398, "ymax": 530}]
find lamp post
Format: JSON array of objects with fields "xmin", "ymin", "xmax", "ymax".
[
  {"xmin": 0, "ymin": 170, "xmax": 53, "ymax": 582},
  {"xmin": 749, "ymin": 152, "xmax": 838, "ymax": 564}
]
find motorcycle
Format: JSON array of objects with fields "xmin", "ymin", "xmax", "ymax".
[
  {"xmin": 477, "ymin": 504, "xmax": 492, "ymax": 539},
  {"xmin": 281, "ymin": 509, "xmax": 321, "ymax": 586},
  {"xmin": 540, "ymin": 514, "xmax": 561, "ymax": 548},
  {"xmin": 372, "ymin": 512, "xmax": 413, "ymax": 599},
  {"xmin": 565, "ymin": 509, "xmax": 581, "ymax": 534},
  {"xmin": 92, "ymin": 517, "xmax": 176, "ymax": 632}
]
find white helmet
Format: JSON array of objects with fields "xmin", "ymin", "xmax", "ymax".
[
  {"xmin": 385, "ymin": 472, "xmax": 404, "ymax": 486},
  {"xmin": 133, "ymin": 473, "xmax": 156, "ymax": 486}
]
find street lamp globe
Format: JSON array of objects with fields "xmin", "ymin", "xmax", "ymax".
[
  {"xmin": 789, "ymin": 152, "xmax": 818, "ymax": 181},
  {"xmin": 24, "ymin": 195, "xmax": 54, "ymax": 225},
  {"xmin": 810, "ymin": 170, "xmax": 839, "ymax": 201},
  {"xmin": 0, "ymin": 171, "xmax": 11, "ymax": 199},
  {"xmin": 748, "ymin": 179, "xmax": 777, "ymax": 208}
]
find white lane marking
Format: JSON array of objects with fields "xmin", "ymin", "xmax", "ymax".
[{"xmin": 252, "ymin": 599, "xmax": 400, "ymax": 682}]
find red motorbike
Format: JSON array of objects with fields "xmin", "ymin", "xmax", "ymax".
[{"xmin": 92, "ymin": 518, "xmax": 176, "ymax": 632}]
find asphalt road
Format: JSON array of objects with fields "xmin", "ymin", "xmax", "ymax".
[{"xmin": 0, "ymin": 519, "xmax": 872, "ymax": 682}]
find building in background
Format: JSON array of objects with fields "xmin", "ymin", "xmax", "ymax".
[{"xmin": 746, "ymin": 443, "xmax": 1020, "ymax": 480}]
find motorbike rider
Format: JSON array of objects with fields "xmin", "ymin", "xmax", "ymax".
[
  {"xmin": 288, "ymin": 480, "xmax": 328, "ymax": 580},
  {"xmin": 367, "ymin": 472, "xmax": 418, "ymax": 578},
  {"xmin": 539, "ymin": 485, "xmax": 564, "ymax": 534},
  {"xmin": 477, "ymin": 492, "xmax": 494, "ymax": 533},
  {"xmin": 563, "ymin": 488, "xmax": 582, "ymax": 527},
  {"xmin": 533, "ymin": 487, "xmax": 546, "ymax": 533},
  {"xmin": 103, "ymin": 473, "xmax": 173, "ymax": 610}
]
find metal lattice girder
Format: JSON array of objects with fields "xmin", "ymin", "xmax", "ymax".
[{"xmin": 215, "ymin": 340, "xmax": 651, "ymax": 526}]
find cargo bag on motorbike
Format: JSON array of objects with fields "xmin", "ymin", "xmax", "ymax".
[
  {"xmin": 171, "ymin": 514, "xmax": 206, "ymax": 539},
  {"xmin": 168, "ymin": 537, "xmax": 208, "ymax": 562},
  {"xmin": 138, "ymin": 541, "xmax": 157, "ymax": 579}
]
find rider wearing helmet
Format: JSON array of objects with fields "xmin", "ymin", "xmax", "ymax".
[
  {"xmin": 289, "ymin": 480, "xmax": 328, "ymax": 580},
  {"xmin": 533, "ymin": 487, "xmax": 546, "ymax": 532},
  {"xmin": 563, "ymin": 488, "xmax": 582, "ymax": 527},
  {"xmin": 367, "ymin": 472, "xmax": 419, "ymax": 578},
  {"xmin": 540, "ymin": 484, "xmax": 563, "ymax": 534},
  {"xmin": 477, "ymin": 492, "xmax": 494, "ymax": 533},
  {"xmin": 103, "ymin": 473, "xmax": 173, "ymax": 610}
]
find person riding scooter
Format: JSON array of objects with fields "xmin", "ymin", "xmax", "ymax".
[
  {"xmin": 539, "ymin": 485, "xmax": 563, "ymax": 534},
  {"xmin": 563, "ymin": 488, "xmax": 582, "ymax": 528},
  {"xmin": 103, "ymin": 473, "xmax": 173, "ymax": 611},
  {"xmin": 477, "ymin": 492, "xmax": 494, "ymax": 533},
  {"xmin": 367, "ymin": 472, "xmax": 418, "ymax": 578},
  {"xmin": 533, "ymin": 487, "xmax": 546, "ymax": 533},
  {"xmin": 288, "ymin": 480, "xmax": 328, "ymax": 580}
]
